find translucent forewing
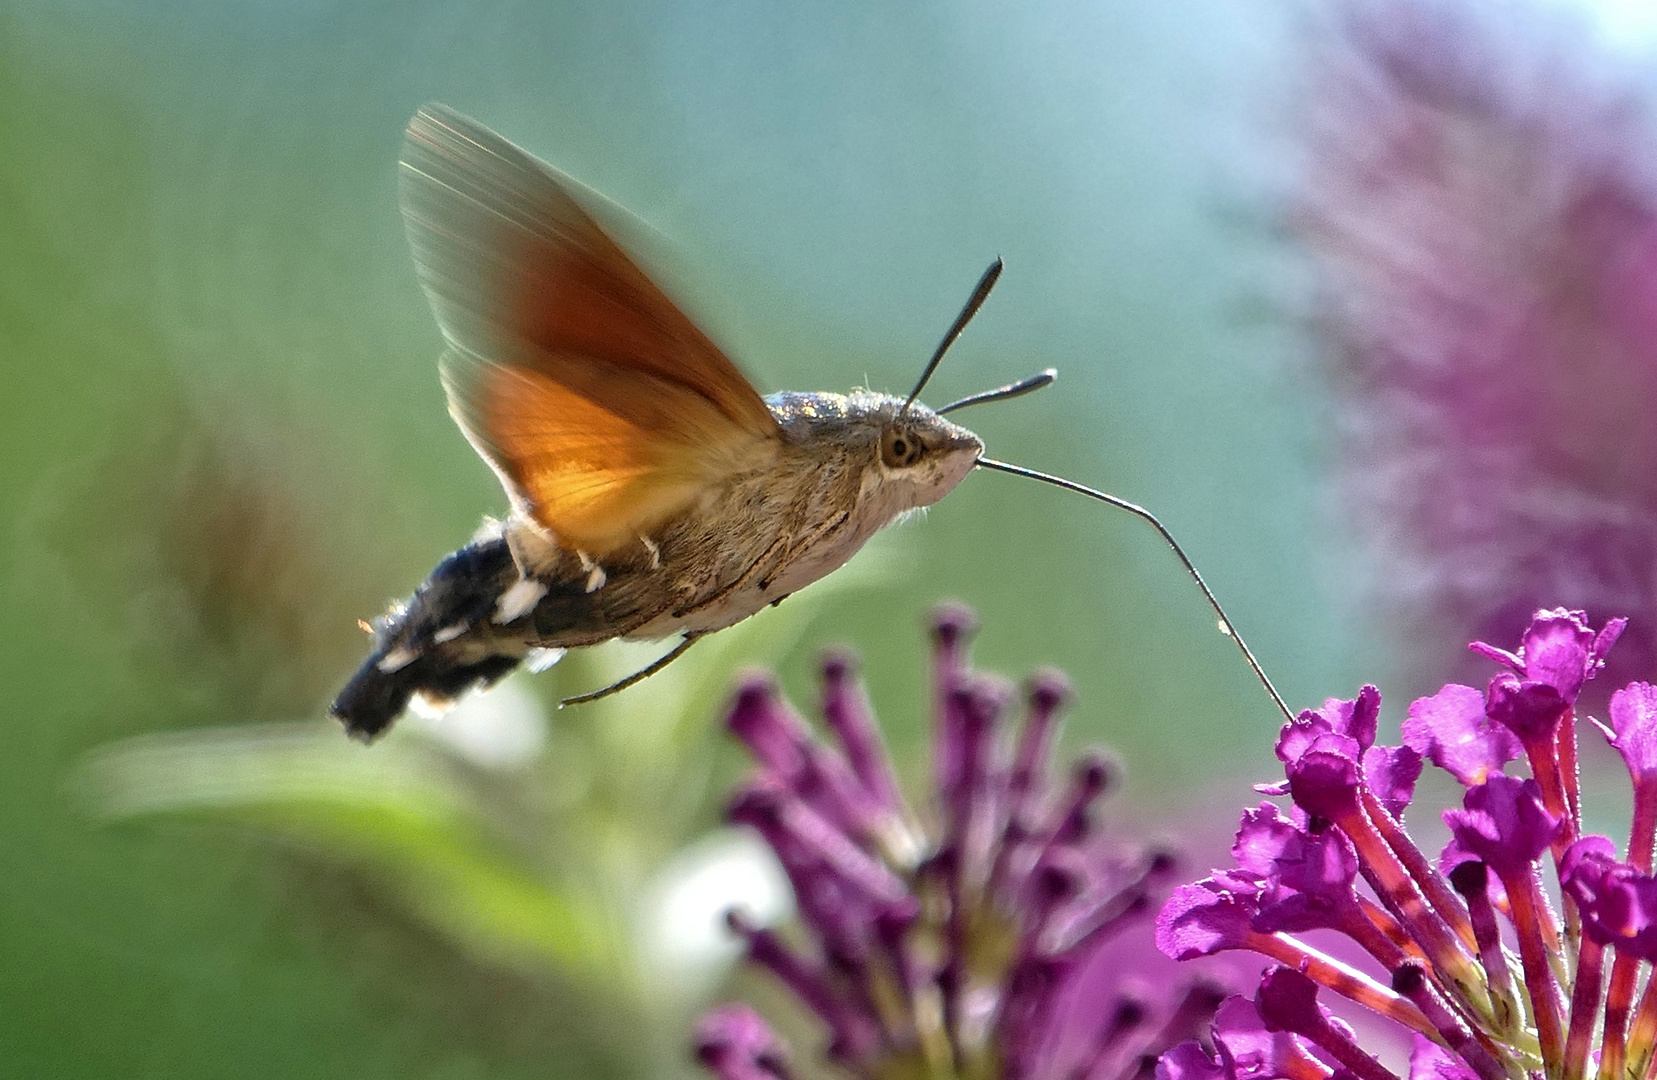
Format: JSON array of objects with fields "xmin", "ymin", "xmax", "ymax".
[{"xmin": 400, "ymin": 104, "xmax": 779, "ymax": 554}]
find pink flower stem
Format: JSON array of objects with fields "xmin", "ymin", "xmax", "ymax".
[
  {"xmin": 1356, "ymin": 895, "xmax": 1428, "ymax": 961},
  {"xmin": 1526, "ymin": 731, "xmax": 1573, "ymax": 850},
  {"xmin": 1558, "ymin": 714, "xmax": 1582, "ymax": 835},
  {"xmin": 1624, "ymin": 962, "xmax": 1657, "ymax": 1080},
  {"xmin": 1392, "ymin": 964, "xmax": 1508, "ymax": 1080},
  {"xmin": 1501, "ymin": 868, "xmax": 1566, "ymax": 1074},
  {"xmin": 1548, "ymin": 716, "xmax": 1584, "ymax": 951},
  {"xmin": 1631, "ymin": 778, "xmax": 1657, "ymax": 872},
  {"xmin": 1292, "ymin": 1008, "xmax": 1404, "ymax": 1080},
  {"xmin": 1604, "ymin": 960, "xmax": 1638, "ymax": 1080},
  {"xmin": 1342, "ymin": 906, "xmax": 1410, "ymax": 971},
  {"xmin": 1563, "ymin": 934, "xmax": 1606, "ymax": 1080},
  {"xmin": 1453, "ymin": 861, "xmax": 1520, "ymax": 1033},
  {"xmin": 1246, "ymin": 931, "xmax": 1438, "ymax": 1039},
  {"xmin": 1335, "ymin": 805, "xmax": 1486, "ymax": 1010},
  {"xmin": 1601, "ymin": 782, "xmax": 1657, "ymax": 1080},
  {"xmin": 1275, "ymin": 1051, "xmax": 1337, "ymax": 1080},
  {"xmin": 1363, "ymin": 789, "xmax": 1480, "ymax": 954}
]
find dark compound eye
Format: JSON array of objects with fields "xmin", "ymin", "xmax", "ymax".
[{"xmin": 881, "ymin": 430, "xmax": 924, "ymax": 468}]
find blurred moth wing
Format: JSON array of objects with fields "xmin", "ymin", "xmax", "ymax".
[{"xmin": 400, "ymin": 104, "xmax": 781, "ymax": 556}]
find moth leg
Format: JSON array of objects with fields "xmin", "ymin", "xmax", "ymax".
[
  {"xmin": 559, "ymin": 633, "xmax": 703, "ymax": 707},
  {"xmin": 672, "ymin": 536, "xmax": 788, "ymax": 619},
  {"xmin": 575, "ymin": 550, "xmax": 607, "ymax": 593},
  {"xmin": 759, "ymin": 510, "xmax": 850, "ymax": 590},
  {"xmin": 492, "ymin": 517, "xmax": 563, "ymax": 623},
  {"xmin": 502, "ymin": 516, "xmax": 562, "ymax": 579},
  {"xmin": 639, "ymin": 534, "xmax": 661, "ymax": 570}
]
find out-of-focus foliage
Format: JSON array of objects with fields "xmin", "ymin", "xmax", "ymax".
[{"xmin": 78, "ymin": 579, "xmax": 875, "ymax": 1078}]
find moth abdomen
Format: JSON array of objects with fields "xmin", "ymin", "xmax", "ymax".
[
  {"xmin": 331, "ymin": 534, "xmax": 521, "ymax": 740},
  {"xmin": 330, "ymin": 529, "xmax": 680, "ymax": 739}
]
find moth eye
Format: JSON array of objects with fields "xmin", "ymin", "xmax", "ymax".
[{"xmin": 881, "ymin": 431, "xmax": 924, "ymax": 468}]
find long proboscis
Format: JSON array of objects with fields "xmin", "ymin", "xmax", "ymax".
[
  {"xmin": 975, "ymin": 456, "xmax": 1294, "ymax": 722},
  {"xmin": 902, "ymin": 258, "xmax": 1005, "ymax": 417}
]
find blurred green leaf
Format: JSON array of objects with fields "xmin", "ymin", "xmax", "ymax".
[
  {"xmin": 81, "ymin": 724, "xmax": 618, "ymax": 977},
  {"xmin": 77, "ymin": 545, "xmax": 891, "ymax": 1025}
]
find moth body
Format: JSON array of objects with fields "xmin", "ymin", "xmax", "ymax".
[{"xmin": 333, "ymin": 377, "xmax": 982, "ymax": 738}]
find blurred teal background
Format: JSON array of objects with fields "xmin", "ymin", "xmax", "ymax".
[{"xmin": 0, "ymin": 0, "xmax": 1417, "ymax": 1076}]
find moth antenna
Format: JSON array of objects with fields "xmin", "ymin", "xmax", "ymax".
[
  {"xmin": 937, "ymin": 368, "xmax": 1057, "ymax": 416},
  {"xmin": 559, "ymin": 633, "xmax": 703, "ymax": 707},
  {"xmin": 901, "ymin": 258, "xmax": 1004, "ymax": 418},
  {"xmin": 975, "ymin": 457, "xmax": 1294, "ymax": 723}
]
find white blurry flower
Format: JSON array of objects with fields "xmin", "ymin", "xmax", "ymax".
[
  {"xmin": 410, "ymin": 675, "xmax": 548, "ymax": 769},
  {"xmin": 637, "ymin": 828, "xmax": 793, "ymax": 993}
]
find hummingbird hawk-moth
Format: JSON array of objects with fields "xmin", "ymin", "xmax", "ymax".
[{"xmin": 330, "ymin": 104, "xmax": 1289, "ymax": 741}]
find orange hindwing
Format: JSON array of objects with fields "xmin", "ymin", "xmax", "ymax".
[{"xmin": 400, "ymin": 104, "xmax": 780, "ymax": 555}]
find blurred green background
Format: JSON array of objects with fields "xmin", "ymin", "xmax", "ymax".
[{"xmin": 0, "ymin": 0, "xmax": 1531, "ymax": 1075}]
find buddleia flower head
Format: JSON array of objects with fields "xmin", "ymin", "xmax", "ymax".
[{"xmin": 697, "ymin": 605, "xmax": 1227, "ymax": 1080}]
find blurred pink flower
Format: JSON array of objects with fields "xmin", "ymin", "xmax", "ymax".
[
  {"xmin": 697, "ymin": 606, "xmax": 1227, "ymax": 1080},
  {"xmin": 1296, "ymin": 0, "xmax": 1657, "ymax": 693}
]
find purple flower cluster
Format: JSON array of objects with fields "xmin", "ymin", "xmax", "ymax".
[
  {"xmin": 697, "ymin": 606, "xmax": 1222, "ymax": 1080},
  {"xmin": 1294, "ymin": 0, "xmax": 1657, "ymax": 689},
  {"xmin": 1154, "ymin": 608, "xmax": 1657, "ymax": 1080}
]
